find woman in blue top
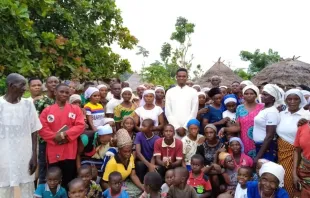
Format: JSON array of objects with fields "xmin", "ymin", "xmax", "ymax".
[{"xmin": 247, "ymin": 161, "xmax": 289, "ymax": 198}]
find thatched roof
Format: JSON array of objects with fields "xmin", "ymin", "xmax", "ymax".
[
  {"xmin": 127, "ymin": 72, "xmax": 144, "ymax": 90},
  {"xmin": 195, "ymin": 58, "xmax": 243, "ymax": 87},
  {"xmin": 252, "ymin": 57, "xmax": 310, "ymax": 88}
]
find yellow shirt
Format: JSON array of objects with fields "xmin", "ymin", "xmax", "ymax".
[{"xmin": 102, "ymin": 154, "xmax": 135, "ymax": 181}]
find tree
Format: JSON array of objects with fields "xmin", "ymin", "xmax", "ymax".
[
  {"xmin": 240, "ymin": 49, "xmax": 281, "ymax": 75},
  {"xmin": 0, "ymin": 0, "xmax": 138, "ymax": 82},
  {"xmin": 193, "ymin": 64, "xmax": 204, "ymax": 80},
  {"xmin": 136, "ymin": 45, "xmax": 149, "ymax": 77},
  {"xmin": 234, "ymin": 68, "xmax": 252, "ymax": 80}
]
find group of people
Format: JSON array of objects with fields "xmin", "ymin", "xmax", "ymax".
[{"xmin": 1, "ymin": 68, "xmax": 310, "ymax": 198}]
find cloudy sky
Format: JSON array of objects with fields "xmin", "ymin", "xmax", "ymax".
[{"xmin": 112, "ymin": 0, "xmax": 310, "ymax": 74}]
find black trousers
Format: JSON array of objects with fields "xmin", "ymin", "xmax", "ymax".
[
  {"xmin": 49, "ymin": 159, "xmax": 77, "ymax": 190},
  {"xmin": 38, "ymin": 142, "xmax": 47, "ymax": 184},
  {"xmin": 135, "ymin": 161, "xmax": 148, "ymax": 183}
]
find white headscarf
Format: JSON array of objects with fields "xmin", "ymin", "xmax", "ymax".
[
  {"xmin": 301, "ymin": 90, "xmax": 310, "ymax": 97},
  {"xmin": 242, "ymin": 85, "xmax": 260, "ymax": 102},
  {"xmin": 220, "ymin": 86, "xmax": 228, "ymax": 89},
  {"xmin": 121, "ymin": 87, "xmax": 133, "ymax": 95},
  {"xmin": 69, "ymin": 94, "xmax": 81, "ymax": 104},
  {"xmin": 259, "ymin": 161, "xmax": 285, "ymax": 188},
  {"xmin": 197, "ymin": 91, "xmax": 206, "ymax": 97},
  {"xmin": 285, "ymin": 89, "xmax": 307, "ymax": 108},
  {"xmin": 84, "ymin": 87, "xmax": 99, "ymax": 99},
  {"xmin": 240, "ymin": 80, "xmax": 254, "ymax": 86},
  {"xmin": 263, "ymin": 84, "xmax": 283, "ymax": 106},
  {"xmin": 155, "ymin": 86, "xmax": 165, "ymax": 93},
  {"xmin": 97, "ymin": 84, "xmax": 107, "ymax": 90},
  {"xmin": 140, "ymin": 89, "xmax": 155, "ymax": 107},
  {"xmin": 193, "ymin": 84, "xmax": 201, "ymax": 90},
  {"xmin": 137, "ymin": 84, "xmax": 146, "ymax": 89}
]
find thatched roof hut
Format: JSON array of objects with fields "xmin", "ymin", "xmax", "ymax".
[
  {"xmin": 195, "ymin": 58, "xmax": 243, "ymax": 87},
  {"xmin": 127, "ymin": 72, "xmax": 144, "ymax": 90},
  {"xmin": 252, "ymin": 57, "xmax": 310, "ymax": 88}
]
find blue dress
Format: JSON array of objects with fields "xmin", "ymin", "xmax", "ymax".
[
  {"xmin": 203, "ymin": 105, "xmax": 223, "ymax": 132},
  {"xmin": 247, "ymin": 181, "xmax": 289, "ymax": 198}
]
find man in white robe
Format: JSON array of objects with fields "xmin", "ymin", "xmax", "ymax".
[
  {"xmin": 0, "ymin": 73, "xmax": 42, "ymax": 198},
  {"xmin": 165, "ymin": 68, "xmax": 198, "ymax": 139}
]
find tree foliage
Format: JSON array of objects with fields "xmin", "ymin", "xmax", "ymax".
[
  {"xmin": 193, "ymin": 64, "xmax": 204, "ymax": 80},
  {"xmin": 0, "ymin": 0, "xmax": 138, "ymax": 82},
  {"xmin": 240, "ymin": 49, "xmax": 281, "ymax": 75},
  {"xmin": 234, "ymin": 68, "xmax": 252, "ymax": 80}
]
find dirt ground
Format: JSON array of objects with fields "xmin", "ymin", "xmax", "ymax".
[{"xmin": 14, "ymin": 187, "xmax": 20, "ymax": 198}]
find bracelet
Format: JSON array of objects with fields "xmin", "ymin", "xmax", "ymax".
[{"xmin": 60, "ymin": 132, "xmax": 65, "ymax": 140}]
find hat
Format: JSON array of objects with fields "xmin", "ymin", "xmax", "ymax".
[
  {"xmin": 69, "ymin": 94, "xmax": 81, "ymax": 104},
  {"xmin": 97, "ymin": 125, "xmax": 113, "ymax": 136},
  {"xmin": 204, "ymin": 124, "xmax": 217, "ymax": 133},
  {"xmin": 116, "ymin": 129, "xmax": 132, "ymax": 148}
]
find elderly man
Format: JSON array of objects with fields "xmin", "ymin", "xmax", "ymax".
[
  {"xmin": 165, "ymin": 68, "xmax": 198, "ymax": 139},
  {"xmin": 211, "ymin": 75, "xmax": 221, "ymax": 88},
  {"xmin": 0, "ymin": 73, "xmax": 42, "ymax": 197}
]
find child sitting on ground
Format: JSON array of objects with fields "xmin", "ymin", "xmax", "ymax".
[
  {"xmin": 161, "ymin": 169, "xmax": 174, "ymax": 197},
  {"xmin": 135, "ymin": 119, "xmax": 160, "ymax": 183},
  {"xmin": 34, "ymin": 167, "xmax": 67, "ymax": 198},
  {"xmin": 219, "ymin": 152, "xmax": 238, "ymax": 193},
  {"xmin": 102, "ymin": 171, "xmax": 129, "ymax": 198},
  {"xmin": 234, "ymin": 166, "xmax": 253, "ymax": 198},
  {"xmin": 68, "ymin": 178, "xmax": 87, "ymax": 198},
  {"xmin": 187, "ymin": 154, "xmax": 212, "ymax": 198},
  {"xmin": 167, "ymin": 167, "xmax": 198, "ymax": 198},
  {"xmin": 140, "ymin": 172, "xmax": 165, "ymax": 198},
  {"xmin": 78, "ymin": 165, "xmax": 102, "ymax": 198}
]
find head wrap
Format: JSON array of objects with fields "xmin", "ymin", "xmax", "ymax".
[
  {"xmin": 263, "ymin": 84, "xmax": 283, "ymax": 106},
  {"xmin": 97, "ymin": 84, "xmax": 107, "ymax": 90},
  {"xmin": 223, "ymin": 94, "xmax": 237, "ymax": 105},
  {"xmin": 201, "ymin": 87, "xmax": 211, "ymax": 93},
  {"xmin": 193, "ymin": 84, "xmax": 201, "ymax": 89},
  {"xmin": 121, "ymin": 87, "xmax": 133, "ymax": 96},
  {"xmin": 116, "ymin": 129, "xmax": 132, "ymax": 148},
  {"xmin": 242, "ymin": 85, "xmax": 260, "ymax": 102},
  {"xmin": 140, "ymin": 89, "xmax": 155, "ymax": 107},
  {"xmin": 240, "ymin": 80, "xmax": 254, "ymax": 86},
  {"xmin": 137, "ymin": 84, "xmax": 146, "ymax": 89},
  {"xmin": 218, "ymin": 152, "xmax": 231, "ymax": 166},
  {"xmin": 69, "ymin": 94, "xmax": 81, "ymax": 104},
  {"xmin": 186, "ymin": 119, "xmax": 200, "ymax": 129},
  {"xmin": 155, "ymin": 86, "xmax": 165, "ymax": 93},
  {"xmin": 122, "ymin": 116, "xmax": 135, "ymax": 127},
  {"xmin": 259, "ymin": 161, "xmax": 285, "ymax": 188},
  {"xmin": 285, "ymin": 89, "xmax": 307, "ymax": 108},
  {"xmin": 229, "ymin": 137, "xmax": 244, "ymax": 153},
  {"xmin": 208, "ymin": 87, "xmax": 221, "ymax": 98},
  {"xmin": 258, "ymin": 158, "xmax": 270, "ymax": 164},
  {"xmin": 301, "ymin": 90, "xmax": 310, "ymax": 97},
  {"xmin": 97, "ymin": 125, "xmax": 113, "ymax": 136},
  {"xmin": 84, "ymin": 87, "xmax": 99, "ymax": 99},
  {"xmin": 219, "ymin": 86, "xmax": 228, "ymax": 89},
  {"xmin": 204, "ymin": 124, "xmax": 217, "ymax": 133},
  {"xmin": 197, "ymin": 91, "xmax": 206, "ymax": 98}
]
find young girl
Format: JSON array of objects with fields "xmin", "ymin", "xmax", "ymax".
[
  {"xmin": 97, "ymin": 84, "xmax": 109, "ymax": 108},
  {"xmin": 219, "ymin": 152, "xmax": 238, "ymax": 192},
  {"xmin": 222, "ymin": 94, "xmax": 237, "ymax": 127},
  {"xmin": 122, "ymin": 116, "xmax": 136, "ymax": 156},
  {"xmin": 182, "ymin": 119, "xmax": 205, "ymax": 170},
  {"xmin": 229, "ymin": 137, "xmax": 253, "ymax": 169},
  {"xmin": 114, "ymin": 88, "xmax": 136, "ymax": 130},
  {"xmin": 84, "ymin": 87, "xmax": 105, "ymax": 132},
  {"xmin": 197, "ymin": 92, "xmax": 208, "ymax": 134},
  {"xmin": 234, "ymin": 166, "xmax": 253, "ymax": 198}
]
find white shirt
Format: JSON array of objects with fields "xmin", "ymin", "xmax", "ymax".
[
  {"xmin": 105, "ymin": 97, "xmax": 122, "ymax": 114},
  {"xmin": 182, "ymin": 135, "xmax": 204, "ymax": 165},
  {"xmin": 277, "ymin": 108, "xmax": 310, "ymax": 144},
  {"xmin": 234, "ymin": 183, "xmax": 247, "ymax": 198},
  {"xmin": 106, "ymin": 91, "xmax": 113, "ymax": 101},
  {"xmin": 134, "ymin": 106, "xmax": 163, "ymax": 127},
  {"xmin": 0, "ymin": 97, "xmax": 42, "ymax": 187},
  {"xmin": 222, "ymin": 110, "xmax": 236, "ymax": 122},
  {"xmin": 253, "ymin": 106, "xmax": 280, "ymax": 142},
  {"xmin": 165, "ymin": 85, "xmax": 198, "ymax": 139}
]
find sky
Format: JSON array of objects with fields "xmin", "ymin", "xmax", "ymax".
[{"xmin": 112, "ymin": 0, "xmax": 310, "ymax": 74}]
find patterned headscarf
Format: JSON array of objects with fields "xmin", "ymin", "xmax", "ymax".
[{"xmin": 116, "ymin": 129, "xmax": 132, "ymax": 148}]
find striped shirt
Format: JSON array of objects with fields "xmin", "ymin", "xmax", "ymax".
[{"xmin": 84, "ymin": 102, "xmax": 105, "ymax": 127}]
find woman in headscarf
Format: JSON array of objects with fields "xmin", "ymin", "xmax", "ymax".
[
  {"xmin": 155, "ymin": 86, "xmax": 165, "ymax": 109},
  {"xmin": 229, "ymin": 137, "xmax": 253, "ymax": 169},
  {"xmin": 220, "ymin": 85, "xmax": 264, "ymax": 159},
  {"xmin": 134, "ymin": 90, "xmax": 164, "ymax": 136},
  {"xmin": 192, "ymin": 84, "xmax": 201, "ymax": 92},
  {"xmin": 101, "ymin": 129, "xmax": 144, "ymax": 196},
  {"xmin": 293, "ymin": 119, "xmax": 310, "ymax": 197},
  {"xmin": 114, "ymin": 87, "xmax": 136, "ymax": 130},
  {"xmin": 247, "ymin": 162, "xmax": 289, "ymax": 198},
  {"xmin": 276, "ymin": 89, "xmax": 310, "ymax": 197},
  {"xmin": 97, "ymin": 84, "xmax": 109, "ymax": 108},
  {"xmin": 240, "ymin": 80, "xmax": 254, "ymax": 91},
  {"xmin": 253, "ymin": 84, "xmax": 281, "ymax": 163}
]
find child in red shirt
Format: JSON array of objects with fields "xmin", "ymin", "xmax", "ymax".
[{"xmin": 188, "ymin": 154, "xmax": 212, "ymax": 198}]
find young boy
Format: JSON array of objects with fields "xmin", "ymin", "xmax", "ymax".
[
  {"xmin": 187, "ymin": 155, "xmax": 212, "ymax": 198},
  {"xmin": 34, "ymin": 167, "xmax": 67, "ymax": 198},
  {"xmin": 161, "ymin": 169, "xmax": 174, "ymax": 197},
  {"xmin": 68, "ymin": 178, "xmax": 87, "ymax": 198},
  {"xmin": 154, "ymin": 124, "xmax": 183, "ymax": 178},
  {"xmin": 78, "ymin": 165, "xmax": 102, "ymax": 198},
  {"xmin": 135, "ymin": 119, "xmax": 160, "ymax": 183},
  {"xmin": 140, "ymin": 172, "xmax": 164, "ymax": 198},
  {"xmin": 167, "ymin": 167, "xmax": 198, "ymax": 198},
  {"xmin": 234, "ymin": 166, "xmax": 253, "ymax": 198},
  {"xmin": 102, "ymin": 171, "xmax": 129, "ymax": 198}
]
